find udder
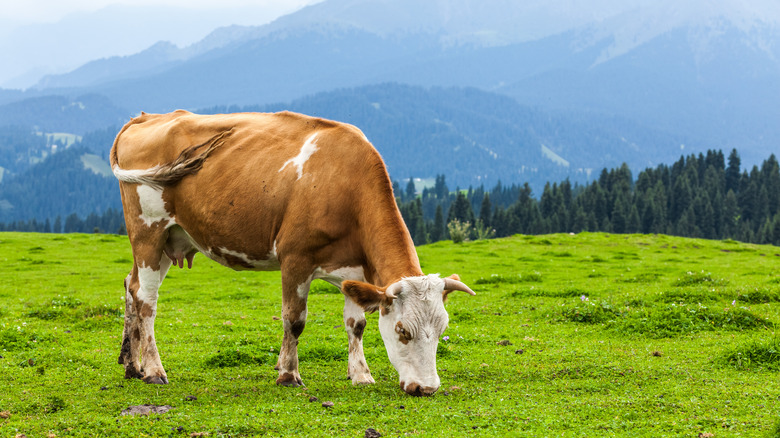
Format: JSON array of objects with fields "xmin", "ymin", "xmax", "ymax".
[{"xmin": 164, "ymin": 226, "xmax": 198, "ymax": 269}]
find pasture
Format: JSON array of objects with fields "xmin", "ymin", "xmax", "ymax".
[{"xmin": 0, "ymin": 231, "xmax": 778, "ymax": 437}]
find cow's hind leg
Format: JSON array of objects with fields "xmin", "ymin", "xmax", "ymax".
[
  {"xmin": 118, "ymin": 270, "xmax": 143, "ymax": 379},
  {"xmin": 344, "ymin": 296, "xmax": 374, "ymax": 385},
  {"xmin": 122, "ymin": 240, "xmax": 172, "ymax": 384},
  {"xmin": 275, "ymin": 266, "xmax": 311, "ymax": 387}
]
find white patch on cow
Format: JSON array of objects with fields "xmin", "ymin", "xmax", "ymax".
[
  {"xmin": 313, "ymin": 266, "xmax": 365, "ymax": 288},
  {"xmin": 136, "ymin": 185, "xmax": 175, "ymax": 227},
  {"xmin": 206, "ymin": 246, "xmax": 281, "ymax": 271},
  {"xmin": 378, "ymin": 274, "xmax": 449, "ymax": 394},
  {"xmin": 278, "ymin": 133, "xmax": 319, "ymax": 180},
  {"xmin": 137, "ymin": 264, "xmax": 162, "ymax": 305}
]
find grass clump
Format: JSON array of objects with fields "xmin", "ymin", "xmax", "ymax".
[
  {"xmin": 0, "ymin": 328, "xmax": 50, "ymax": 351},
  {"xmin": 560, "ymin": 299, "xmax": 623, "ymax": 324},
  {"xmin": 619, "ymin": 304, "xmax": 769, "ymax": 338},
  {"xmin": 655, "ymin": 289, "xmax": 717, "ymax": 304},
  {"xmin": 718, "ymin": 337, "xmax": 780, "ymax": 371},
  {"xmin": 509, "ymin": 287, "xmax": 585, "ymax": 298},
  {"xmin": 732, "ymin": 288, "xmax": 780, "ymax": 304},
  {"xmin": 672, "ymin": 270, "xmax": 729, "ymax": 287},
  {"xmin": 475, "ymin": 272, "xmax": 542, "ymax": 285}
]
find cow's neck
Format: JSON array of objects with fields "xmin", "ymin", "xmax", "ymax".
[{"xmin": 359, "ymin": 193, "xmax": 423, "ymax": 287}]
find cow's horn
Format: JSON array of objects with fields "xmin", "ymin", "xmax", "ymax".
[
  {"xmin": 385, "ymin": 282, "xmax": 403, "ymax": 299},
  {"xmin": 444, "ymin": 278, "xmax": 476, "ymax": 296}
]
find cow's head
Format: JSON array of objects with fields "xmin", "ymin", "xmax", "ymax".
[{"xmin": 342, "ymin": 274, "xmax": 475, "ymax": 396}]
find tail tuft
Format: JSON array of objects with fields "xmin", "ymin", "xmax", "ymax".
[{"xmin": 113, "ymin": 129, "xmax": 232, "ymax": 188}]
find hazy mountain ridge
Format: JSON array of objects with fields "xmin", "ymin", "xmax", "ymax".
[{"xmin": 0, "ymin": 0, "xmax": 777, "ymax": 191}]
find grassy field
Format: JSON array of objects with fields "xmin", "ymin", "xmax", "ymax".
[{"xmin": 0, "ymin": 231, "xmax": 778, "ymax": 437}]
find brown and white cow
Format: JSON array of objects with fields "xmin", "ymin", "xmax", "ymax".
[{"xmin": 110, "ymin": 110, "xmax": 475, "ymax": 396}]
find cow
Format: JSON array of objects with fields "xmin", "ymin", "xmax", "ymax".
[{"xmin": 110, "ymin": 110, "xmax": 475, "ymax": 396}]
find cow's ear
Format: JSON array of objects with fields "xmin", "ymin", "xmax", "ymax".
[
  {"xmin": 342, "ymin": 280, "xmax": 391, "ymax": 312},
  {"xmin": 442, "ymin": 274, "xmax": 475, "ymax": 302}
]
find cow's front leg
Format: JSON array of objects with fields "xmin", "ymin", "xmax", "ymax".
[
  {"xmin": 134, "ymin": 253, "xmax": 172, "ymax": 384},
  {"xmin": 118, "ymin": 271, "xmax": 143, "ymax": 379},
  {"xmin": 344, "ymin": 296, "xmax": 374, "ymax": 384},
  {"xmin": 275, "ymin": 270, "xmax": 310, "ymax": 387}
]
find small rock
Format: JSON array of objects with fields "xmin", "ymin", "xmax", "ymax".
[
  {"xmin": 309, "ymin": 396, "xmax": 319, "ymax": 402},
  {"xmin": 443, "ymin": 391, "xmax": 450, "ymax": 396},
  {"xmin": 651, "ymin": 351, "xmax": 663, "ymax": 357},
  {"xmin": 272, "ymin": 316, "xmax": 281, "ymax": 321},
  {"xmin": 398, "ymin": 405, "xmax": 405, "ymax": 409},
  {"xmin": 365, "ymin": 428, "xmax": 382, "ymax": 438},
  {"xmin": 0, "ymin": 411, "xmax": 10, "ymax": 419},
  {"xmin": 322, "ymin": 401, "xmax": 335, "ymax": 408},
  {"xmin": 515, "ymin": 349, "xmax": 524, "ymax": 354},
  {"xmin": 121, "ymin": 405, "xmax": 174, "ymax": 416},
  {"xmin": 496, "ymin": 340, "xmax": 512, "ymax": 346},
  {"xmin": 185, "ymin": 395, "xmax": 197, "ymax": 401},
  {"xmin": 100, "ymin": 386, "xmax": 108, "ymax": 390}
]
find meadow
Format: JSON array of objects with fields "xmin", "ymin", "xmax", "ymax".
[{"xmin": 0, "ymin": 231, "xmax": 778, "ymax": 437}]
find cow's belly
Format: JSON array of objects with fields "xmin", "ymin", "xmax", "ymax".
[{"xmin": 166, "ymin": 225, "xmax": 280, "ymax": 272}]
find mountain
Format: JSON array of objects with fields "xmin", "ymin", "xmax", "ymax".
[
  {"xmin": 0, "ymin": 83, "xmax": 697, "ymax": 223},
  {"xmin": 0, "ymin": 94, "xmax": 128, "ymax": 135},
  {"xmin": 14, "ymin": 0, "xmax": 776, "ymax": 169}
]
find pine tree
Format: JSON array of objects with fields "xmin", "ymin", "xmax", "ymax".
[
  {"xmin": 431, "ymin": 205, "xmax": 445, "ymax": 242},
  {"xmin": 725, "ymin": 149, "xmax": 741, "ymax": 194},
  {"xmin": 478, "ymin": 193, "xmax": 492, "ymax": 228},
  {"xmin": 405, "ymin": 177, "xmax": 416, "ymax": 200},
  {"xmin": 447, "ymin": 191, "xmax": 475, "ymax": 225}
]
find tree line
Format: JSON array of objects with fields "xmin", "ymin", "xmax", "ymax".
[
  {"xmin": 396, "ymin": 149, "xmax": 780, "ymax": 246},
  {"xmin": 3, "ymin": 148, "xmax": 780, "ymax": 248}
]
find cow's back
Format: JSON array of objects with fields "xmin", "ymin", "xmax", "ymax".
[{"xmin": 112, "ymin": 110, "xmax": 392, "ymax": 271}]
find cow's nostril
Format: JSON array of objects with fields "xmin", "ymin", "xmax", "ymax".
[{"xmin": 404, "ymin": 382, "xmax": 422, "ymax": 396}]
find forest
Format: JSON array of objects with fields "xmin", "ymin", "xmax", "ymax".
[
  {"xmin": 394, "ymin": 149, "xmax": 780, "ymax": 246},
  {"xmin": 3, "ymin": 148, "xmax": 780, "ymax": 249}
]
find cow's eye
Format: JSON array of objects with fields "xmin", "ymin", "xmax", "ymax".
[{"xmin": 395, "ymin": 321, "xmax": 413, "ymax": 340}]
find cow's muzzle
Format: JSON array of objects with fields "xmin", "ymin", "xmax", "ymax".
[{"xmin": 401, "ymin": 381, "xmax": 438, "ymax": 397}]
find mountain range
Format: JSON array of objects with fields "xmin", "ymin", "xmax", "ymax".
[{"xmin": 0, "ymin": 0, "xmax": 778, "ymax": 221}]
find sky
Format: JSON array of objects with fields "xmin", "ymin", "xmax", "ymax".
[{"xmin": 0, "ymin": 0, "xmax": 324, "ymax": 89}]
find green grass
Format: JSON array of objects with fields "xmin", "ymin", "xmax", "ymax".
[{"xmin": 0, "ymin": 231, "xmax": 779, "ymax": 436}]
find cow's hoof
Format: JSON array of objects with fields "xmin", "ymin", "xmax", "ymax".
[
  {"xmin": 276, "ymin": 372, "xmax": 303, "ymax": 387},
  {"xmin": 350, "ymin": 373, "xmax": 375, "ymax": 385},
  {"xmin": 143, "ymin": 375, "xmax": 169, "ymax": 384}
]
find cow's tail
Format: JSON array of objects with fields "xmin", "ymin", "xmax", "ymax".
[{"xmin": 111, "ymin": 129, "xmax": 232, "ymax": 189}]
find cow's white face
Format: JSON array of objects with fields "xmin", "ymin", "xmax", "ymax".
[
  {"xmin": 341, "ymin": 274, "xmax": 475, "ymax": 396},
  {"xmin": 378, "ymin": 275, "xmax": 449, "ymax": 396}
]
